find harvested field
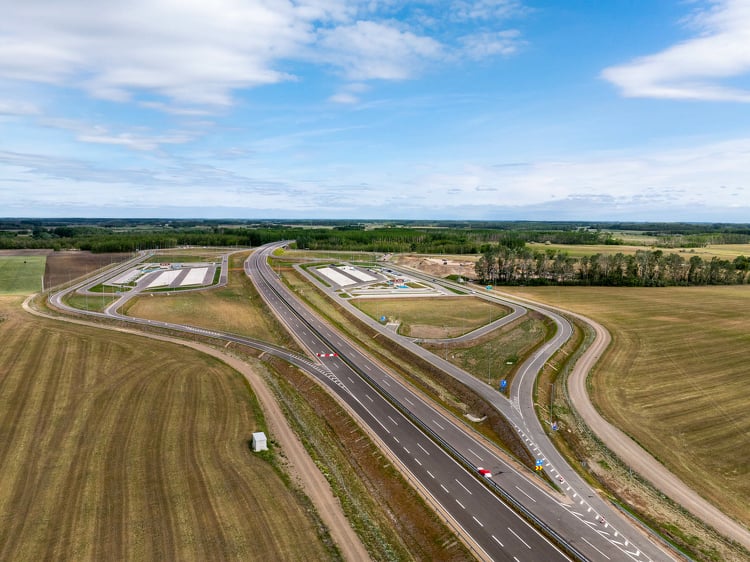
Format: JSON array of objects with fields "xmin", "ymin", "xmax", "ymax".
[
  {"xmin": 353, "ymin": 296, "xmax": 509, "ymax": 338},
  {"xmin": 0, "ymin": 296, "xmax": 334, "ymax": 561},
  {"xmin": 502, "ymin": 285, "xmax": 750, "ymax": 528},
  {"xmin": 124, "ymin": 253, "xmax": 297, "ymax": 349},
  {"xmin": 44, "ymin": 251, "xmax": 131, "ymax": 289}
]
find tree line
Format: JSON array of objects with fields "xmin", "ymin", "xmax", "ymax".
[{"xmin": 474, "ymin": 246, "xmax": 749, "ymax": 286}]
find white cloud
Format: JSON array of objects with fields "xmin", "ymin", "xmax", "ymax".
[
  {"xmin": 0, "ymin": 1, "xmax": 361, "ymax": 108},
  {"xmin": 0, "ymin": 99, "xmax": 39, "ymax": 116},
  {"xmin": 329, "ymin": 92, "xmax": 359, "ymax": 104},
  {"xmin": 602, "ymin": 0, "xmax": 750, "ymax": 102},
  {"xmin": 316, "ymin": 21, "xmax": 443, "ymax": 80},
  {"xmin": 39, "ymin": 117, "xmax": 199, "ymax": 151},
  {"xmin": 460, "ymin": 30, "xmax": 523, "ymax": 59},
  {"xmin": 0, "ymin": 0, "xmax": 453, "ymax": 110},
  {"xmin": 451, "ymin": 0, "xmax": 525, "ymax": 21}
]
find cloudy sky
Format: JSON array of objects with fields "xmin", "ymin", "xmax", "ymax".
[{"xmin": 1, "ymin": 0, "xmax": 749, "ymax": 220}]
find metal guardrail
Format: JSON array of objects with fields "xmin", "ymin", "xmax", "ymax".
[{"xmin": 254, "ymin": 248, "xmax": 589, "ymax": 562}]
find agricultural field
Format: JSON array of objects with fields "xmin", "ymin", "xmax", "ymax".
[
  {"xmin": 124, "ymin": 253, "xmax": 296, "ymax": 349},
  {"xmin": 44, "ymin": 251, "xmax": 131, "ymax": 289},
  {"xmin": 0, "ymin": 255, "xmax": 46, "ymax": 295},
  {"xmin": 0, "ymin": 296, "xmax": 335, "ymax": 561},
  {"xmin": 502, "ymin": 284, "xmax": 750, "ymax": 528},
  {"xmin": 352, "ymin": 296, "xmax": 509, "ymax": 338},
  {"xmin": 526, "ymin": 241, "xmax": 750, "ymax": 259}
]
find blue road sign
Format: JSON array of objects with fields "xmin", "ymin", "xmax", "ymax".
[
  {"xmin": 499, "ymin": 379, "xmax": 507, "ymax": 390},
  {"xmin": 486, "ymin": 285, "xmax": 492, "ymax": 290},
  {"xmin": 380, "ymin": 315, "xmax": 386, "ymax": 322},
  {"xmin": 535, "ymin": 459, "xmax": 544, "ymax": 466}
]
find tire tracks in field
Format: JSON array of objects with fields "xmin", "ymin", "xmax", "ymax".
[
  {"xmin": 555, "ymin": 303, "xmax": 750, "ymax": 551},
  {"xmin": 22, "ymin": 297, "xmax": 371, "ymax": 562}
]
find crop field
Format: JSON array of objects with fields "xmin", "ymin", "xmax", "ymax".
[
  {"xmin": 124, "ymin": 253, "xmax": 296, "ymax": 349},
  {"xmin": 0, "ymin": 256, "xmax": 46, "ymax": 294},
  {"xmin": 0, "ymin": 297, "xmax": 334, "ymax": 561},
  {"xmin": 526, "ymin": 241, "xmax": 750, "ymax": 259},
  {"xmin": 352, "ymin": 296, "xmax": 510, "ymax": 338},
  {"xmin": 44, "ymin": 251, "xmax": 131, "ymax": 290},
  {"xmin": 144, "ymin": 251, "xmax": 224, "ymax": 263},
  {"xmin": 502, "ymin": 285, "xmax": 750, "ymax": 527}
]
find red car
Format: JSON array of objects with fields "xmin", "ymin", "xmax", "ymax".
[{"xmin": 477, "ymin": 467, "xmax": 492, "ymax": 478}]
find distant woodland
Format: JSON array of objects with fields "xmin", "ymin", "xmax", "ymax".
[{"xmin": 2, "ymin": 218, "xmax": 748, "ymax": 286}]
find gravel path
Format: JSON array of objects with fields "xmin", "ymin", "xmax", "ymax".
[
  {"xmin": 561, "ymin": 307, "xmax": 750, "ymax": 551},
  {"xmin": 22, "ymin": 299, "xmax": 371, "ymax": 562}
]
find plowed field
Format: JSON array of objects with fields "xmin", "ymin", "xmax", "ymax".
[{"xmin": 0, "ymin": 297, "xmax": 332, "ymax": 561}]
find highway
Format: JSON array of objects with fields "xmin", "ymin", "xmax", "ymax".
[{"xmin": 45, "ymin": 243, "xmax": 676, "ymax": 561}]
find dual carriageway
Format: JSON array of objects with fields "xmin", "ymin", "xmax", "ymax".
[{"xmin": 44, "ymin": 243, "xmax": 675, "ymax": 561}]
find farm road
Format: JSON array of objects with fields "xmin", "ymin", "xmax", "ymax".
[
  {"xmin": 543, "ymin": 299, "xmax": 750, "ymax": 551},
  {"xmin": 22, "ymin": 297, "xmax": 371, "ymax": 562}
]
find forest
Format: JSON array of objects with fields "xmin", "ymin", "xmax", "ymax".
[
  {"xmin": 473, "ymin": 245, "xmax": 749, "ymax": 287},
  {"xmin": 1, "ymin": 219, "xmax": 748, "ymax": 286}
]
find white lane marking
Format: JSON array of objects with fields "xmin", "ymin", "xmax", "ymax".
[
  {"xmin": 405, "ymin": 397, "xmax": 414, "ymax": 406},
  {"xmin": 414, "ymin": 457, "xmax": 422, "ymax": 466},
  {"xmin": 426, "ymin": 470, "xmax": 435, "ymax": 479},
  {"xmin": 432, "ymin": 419, "xmax": 445, "ymax": 430},
  {"xmin": 508, "ymin": 527, "xmax": 531, "ymax": 550},
  {"xmin": 417, "ymin": 443, "xmax": 430, "ymax": 455},
  {"xmin": 387, "ymin": 415, "xmax": 398, "ymax": 425},
  {"xmin": 472, "ymin": 516, "xmax": 484, "ymax": 527},
  {"xmin": 492, "ymin": 535, "xmax": 504, "ymax": 547},
  {"xmin": 455, "ymin": 479, "xmax": 473, "ymax": 495},
  {"xmin": 393, "ymin": 436, "xmax": 400, "ymax": 444},
  {"xmin": 440, "ymin": 484, "xmax": 449, "ymax": 493},
  {"xmin": 455, "ymin": 499, "xmax": 465, "ymax": 509},
  {"xmin": 364, "ymin": 364, "xmax": 371, "ymax": 370},
  {"xmin": 347, "ymin": 377, "xmax": 354, "ymax": 383},
  {"xmin": 403, "ymin": 447, "xmax": 411, "ymax": 454},
  {"xmin": 581, "ymin": 537, "xmax": 611, "ymax": 560},
  {"xmin": 382, "ymin": 378, "xmax": 390, "ymax": 386},
  {"xmin": 365, "ymin": 394, "xmax": 373, "ymax": 402},
  {"xmin": 468, "ymin": 448, "xmax": 483, "ymax": 461},
  {"xmin": 514, "ymin": 485, "xmax": 537, "ymax": 502}
]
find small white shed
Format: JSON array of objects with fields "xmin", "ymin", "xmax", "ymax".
[{"xmin": 251, "ymin": 432, "xmax": 268, "ymax": 452}]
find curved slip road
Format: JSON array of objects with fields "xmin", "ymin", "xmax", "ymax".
[
  {"xmin": 549, "ymin": 303, "xmax": 750, "ymax": 552},
  {"xmin": 264, "ymin": 247, "xmax": 675, "ymax": 562}
]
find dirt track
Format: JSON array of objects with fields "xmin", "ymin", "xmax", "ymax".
[
  {"xmin": 22, "ymin": 298, "xmax": 371, "ymax": 562},
  {"xmin": 563, "ymin": 307, "xmax": 750, "ymax": 551}
]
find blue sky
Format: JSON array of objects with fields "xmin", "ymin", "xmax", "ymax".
[{"xmin": 1, "ymin": 0, "xmax": 749, "ymax": 220}]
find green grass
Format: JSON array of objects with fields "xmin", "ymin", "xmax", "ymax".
[
  {"xmin": 0, "ymin": 256, "xmax": 46, "ymax": 295},
  {"xmin": 422, "ymin": 314, "xmax": 551, "ymax": 389},
  {"xmin": 353, "ymin": 296, "xmax": 509, "ymax": 339}
]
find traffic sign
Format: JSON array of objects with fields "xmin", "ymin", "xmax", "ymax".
[
  {"xmin": 499, "ymin": 379, "xmax": 507, "ymax": 390},
  {"xmin": 486, "ymin": 285, "xmax": 492, "ymax": 291},
  {"xmin": 380, "ymin": 315, "xmax": 386, "ymax": 322}
]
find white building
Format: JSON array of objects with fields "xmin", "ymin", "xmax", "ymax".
[{"xmin": 251, "ymin": 432, "xmax": 268, "ymax": 452}]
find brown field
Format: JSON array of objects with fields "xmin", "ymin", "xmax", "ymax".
[
  {"xmin": 352, "ymin": 296, "xmax": 509, "ymax": 338},
  {"xmin": 124, "ymin": 253, "xmax": 296, "ymax": 349},
  {"xmin": 0, "ymin": 296, "xmax": 334, "ymax": 561},
  {"xmin": 45, "ymin": 251, "xmax": 132, "ymax": 289},
  {"xmin": 501, "ymin": 285, "xmax": 750, "ymax": 527},
  {"xmin": 527, "ymin": 242, "xmax": 750, "ymax": 259}
]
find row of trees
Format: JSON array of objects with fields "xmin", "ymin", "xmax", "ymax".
[{"xmin": 474, "ymin": 246, "xmax": 750, "ymax": 286}]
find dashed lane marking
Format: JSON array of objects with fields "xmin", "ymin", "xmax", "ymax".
[{"xmin": 508, "ymin": 527, "xmax": 531, "ymax": 550}]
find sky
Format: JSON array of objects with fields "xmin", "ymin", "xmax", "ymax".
[{"xmin": 1, "ymin": 0, "xmax": 749, "ymax": 221}]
